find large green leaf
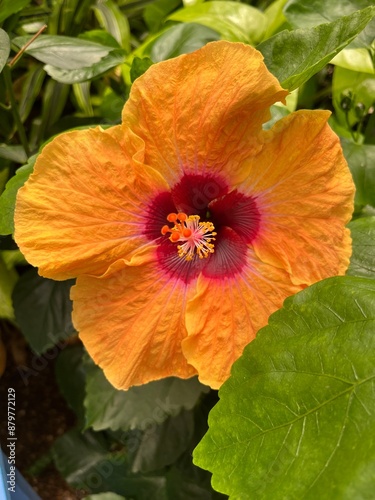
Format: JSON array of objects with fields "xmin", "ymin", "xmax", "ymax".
[
  {"xmin": 12, "ymin": 268, "xmax": 75, "ymax": 354},
  {"xmin": 0, "ymin": 156, "xmax": 35, "ymax": 235},
  {"xmin": 341, "ymin": 141, "xmax": 375, "ymax": 208},
  {"xmin": 194, "ymin": 276, "xmax": 375, "ymax": 499},
  {"xmin": 258, "ymin": 6, "xmax": 375, "ymax": 90},
  {"xmin": 149, "ymin": 23, "xmax": 220, "ymax": 62},
  {"xmin": 168, "ymin": 1, "xmax": 266, "ymax": 44},
  {"xmin": 0, "ymin": 29, "xmax": 10, "ymax": 74},
  {"xmin": 347, "ymin": 217, "xmax": 375, "ymax": 278},
  {"xmin": 12, "ymin": 35, "xmax": 126, "ymax": 84},
  {"xmin": 0, "ymin": 0, "xmax": 32, "ymax": 23},
  {"xmin": 144, "ymin": 0, "xmax": 181, "ymax": 33},
  {"xmin": 84, "ymin": 363, "xmax": 209, "ymax": 432}
]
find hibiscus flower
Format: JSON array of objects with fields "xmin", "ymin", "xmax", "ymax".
[{"xmin": 14, "ymin": 41, "xmax": 354, "ymax": 390}]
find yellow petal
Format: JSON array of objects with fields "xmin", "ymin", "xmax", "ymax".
[
  {"xmin": 14, "ymin": 126, "xmax": 169, "ymax": 280},
  {"xmin": 182, "ymin": 249, "xmax": 301, "ymax": 388},
  {"xmin": 240, "ymin": 110, "xmax": 354, "ymax": 285},
  {"xmin": 72, "ymin": 254, "xmax": 197, "ymax": 389},
  {"xmin": 122, "ymin": 41, "xmax": 287, "ymax": 185}
]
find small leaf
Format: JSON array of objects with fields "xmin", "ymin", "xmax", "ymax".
[
  {"xmin": 341, "ymin": 141, "xmax": 375, "ymax": 208},
  {"xmin": 84, "ymin": 363, "xmax": 209, "ymax": 432},
  {"xmin": 258, "ymin": 6, "xmax": 375, "ymax": 90},
  {"xmin": 0, "ymin": 144, "xmax": 28, "ymax": 163},
  {"xmin": 347, "ymin": 216, "xmax": 375, "ymax": 278},
  {"xmin": 168, "ymin": 1, "xmax": 267, "ymax": 44},
  {"xmin": 0, "ymin": 29, "xmax": 10, "ymax": 74},
  {"xmin": 12, "ymin": 268, "xmax": 75, "ymax": 354},
  {"xmin": 194, "ymin": 276, "xmax": 375, "ymax": 499},
  {"xmin": 0, "ymin": 157, "xmax": 35, "ymax": 235},
  {"xmin": 130, "ymin": 57, "xmax": 153, "ymax": 83},
  {"xmin": 150, "ymin": 23, "xmax": 220, "ymax": 63},
  {"xmin": 0, "ymin": 0, "xmax": 32, "ymax": 24}
]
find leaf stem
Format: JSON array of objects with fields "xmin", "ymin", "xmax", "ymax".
[{"xmin": 3, "ymin": 66, "xmax": 30, "ymax": 157}]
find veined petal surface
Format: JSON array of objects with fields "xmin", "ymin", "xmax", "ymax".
[
  {"xmin": 122, "ymin": 41, "xmax": 288, "ymax": 185},
  {"xmin": 14, "ymin": 126, "xmax": 169, "ymax": 280},
  {"xmin": 182, "ymin": 249, "xmax": 301, "ymax": 388},
  {"xmin": 72, "ymin": 251, "xmax": 197, "ymax": 389},
  {"xmin": 240, "ymin": 110, "xmax": 354, "ymax": 285}
]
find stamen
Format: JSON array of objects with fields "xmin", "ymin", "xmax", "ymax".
[{"xmin": 161, "ymin": 212, "xmax": 217, "ymax": 261}]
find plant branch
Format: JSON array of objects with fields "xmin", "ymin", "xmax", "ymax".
[{"xmin": 8, "ymin": 24, "xmax": 47, "ymax": 68}]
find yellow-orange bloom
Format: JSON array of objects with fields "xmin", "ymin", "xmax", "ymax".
[{"xmin": 14, "ymin": 41, "xmax": 354, "ymax": 390}]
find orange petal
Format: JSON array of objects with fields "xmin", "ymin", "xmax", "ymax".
[
  {"xmin": 71, "ymin": 254, "xmax": 197, "ymax": 389},
  {"xmin": 14, "ymin": 126, "xmax": 169, "ymax": 280},
  {"xmin": 122, "ymin": 41, "xmax": 287, "ymax": 185},
  {"xmin": 182, "ymin": 249, "xmax": 301, "ymax": 389},
  {"xmin": 240, "ymin": 110, "xmax": 354, "ymax": 285}
]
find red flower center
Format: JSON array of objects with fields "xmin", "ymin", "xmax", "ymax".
[{"xmin": 145, "ymin": 174, "xmax": 260, "ymax": 283}]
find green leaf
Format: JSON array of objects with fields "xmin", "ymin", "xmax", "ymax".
[
  {"xmin": 194, "ymin": 276, "xmax": 375, "ymax": 499},
  {"xmin": 0, "ymin": 157, "xmax": 34, "ymax": 235},
  {"xmin": 12, "ymin": 268, "xmax": 75, "ymax": 354},
  {"xmin": 144, "ymin": 0, "xmax": 181, "ymax": 33},
  {"xmin": 44, "ymin": 49, "xmax": 125, "ymax": 84},
  {"xmin": 258, "ymin": 6, "xmax": 375, "ymax": 90},
  {"xmin": 347, "ymin": 217, "xmax": 375, "ymax": 278},
  {"xmin": 130, "ymin": 57, "xmax": 153, "ymax": 83},
  {"xmin": 52, "ymin": 428, "xmax": 168, "ymax": 498},
  {"xmin": 0, "ymin": 29, "xmax": 10, "ymax": 74},
  {"xmin": 92, "ymin": 0, "xmax": 131, "ymax": 52},
  {"xmin": 55, "ymin": 345, "xmax": 86, "ymax": 425},
  {"xmin": 0, "ymin": 0, "xmax": 32, "ymax": 24},
  {"xmin": 149, "ymin": 23, "xmax": 220, "ymax": 63},
  {"xmin": 18, "ymin": 65, "xmax": 46, "ymax": 123},
  {"xmin": 0, "ymin": 253, "xmax": 17, "ymax": 320},
  {"xmin": 84, "ymin": 363, "xmax": 209, "ymax": 432},
  {"xmin": 12, "ymin": 35, "xmax": 126, "ymax": 84},
  {"xmin": 12, "ymin": 35, "xmax": 115, "ymax": 69},
  {"xmin": 131, "ymin": 409, "xmax": 195, "ymax": 473},
  {"xmin": 284, "ymin": 0, "xmax": 372, "ymax": 28},
  {"xmin": 0, "ymin": 144, "xmax": 28, "ymax": 163},
  {"xmin": 341, "ymin": 141, "xmax": 375, "ymax": 208},
  {"xmin": 168, "ymin": 1, "xmax": 267, "ymax": 44}
]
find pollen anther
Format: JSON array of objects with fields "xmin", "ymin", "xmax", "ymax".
[{"xmin": 161, "ymin": 212, "xmax": 216, "ymax": 261}]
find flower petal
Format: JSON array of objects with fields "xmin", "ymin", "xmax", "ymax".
[
  {"xmin": 72, "ymin": 253, "xmax": 197, "ymax": 389},
  {"xmin": 182, "ymin": 248, "xmax": 301, "ymax": 389},
  {"xmin": 14, "ymin": 126, "xmax": 169, "ymax": 280},
  {"xmin": 122, "ymin": 41, "xmax": 287, "ymax": 185},
  {"xmin": 240, "ymin": 110, "xmax": 354, "ymax": 285}
]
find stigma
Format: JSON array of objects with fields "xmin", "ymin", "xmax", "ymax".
[{"xmin": 161, "ymin": 212, "xmax": 217, "ymax": 261}]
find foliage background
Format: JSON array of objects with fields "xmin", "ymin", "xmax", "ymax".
[{"xmin": 0, "ymin": 0, "xmax": 375, "ymax": 498}]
